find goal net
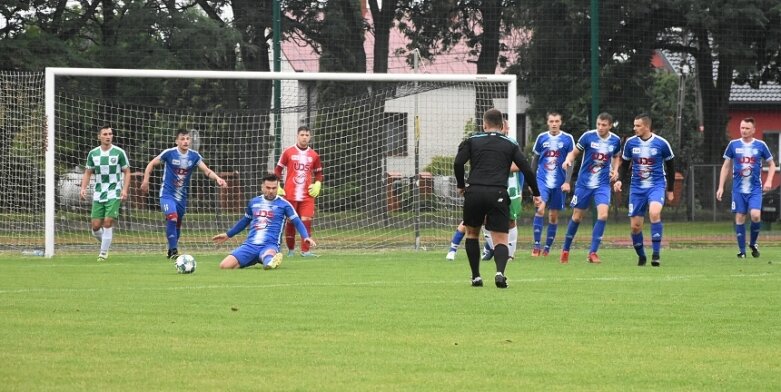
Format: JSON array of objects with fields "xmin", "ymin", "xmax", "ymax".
[{"xmin": 1, "ymin": 69, "xmax": 516, "ymax": 256}]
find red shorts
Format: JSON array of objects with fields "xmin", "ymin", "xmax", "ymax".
[{"xmin": 286, "ymin": 197, "xmax": 315, "ymax": 218}]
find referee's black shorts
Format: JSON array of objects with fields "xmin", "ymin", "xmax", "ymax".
[{"xmin": 462, "ymin": 185, "xmax": 510, "ymax": 233}]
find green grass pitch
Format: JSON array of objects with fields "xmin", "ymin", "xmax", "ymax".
[{"xmin": 2, "ymin": 248, "xmax": 780, "ymax": 391}]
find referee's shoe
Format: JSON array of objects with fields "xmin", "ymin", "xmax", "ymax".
[{"xmin": 495, "ymin": 272, "xmax": 508, "ymax": 289}]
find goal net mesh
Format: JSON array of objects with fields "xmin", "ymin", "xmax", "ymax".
[{"xmin": 0, "ymin": 71, "xmax": 511, "ymax": 254}]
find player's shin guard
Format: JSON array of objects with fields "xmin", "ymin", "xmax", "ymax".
[
  {"xmin": 285, "ymin": 222, "xmax": 296, "ymax": 251},
  {"xmin": 532, "ymin": 215, "xmax": 544, "ymax": 248},
  {"xmin": 302, "ymin": 220, "xmax": 313, "ymax": 252},
  {"xmin": 493, "ymin": 244, "xmax": 509, "ymax": 275},
  {"xmin": 590, "ymin": 220, "xmax": 606, "ymax": 253},
  {"xmin": 544, "ymin": 223, "xmax": 558, "ymax": 252},
  {"xmin": 650, "ymin": 222, "xmax": 663, "ymax": 255},
  {"xmin": 562, "ymin": 220, "xmax": 579, "ymax": 252},
  {"xmin": 450, "ymin": 229, "xmax": 465, "ymax": 252},
  {"xmin": 100, "ymin": 227, "xmax": 113, "ymax": 253},
  {"xmin": 464, "ymin": 238, "xmax": 481, "ymax": 279},
  {"xmin": 735, "ymin": 223, "xmax": 746, "ymax": 254},
  {"xmin": 631, "ymin": 232, "xmax": 646, "ymax": 257},
  {"xmin": 508, "ymin": 226, "xmax": 518, "ymax": 259},
  {"xmin": 750, "ymin": 221, "xmax": 761, "ymax": 246}
]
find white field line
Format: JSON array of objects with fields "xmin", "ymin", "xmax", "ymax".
[{"xmin": 0, "ymin": 272, "xmax": 776, "ymax": 295}]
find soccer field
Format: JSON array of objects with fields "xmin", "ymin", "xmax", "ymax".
[{"xmin": 2, "ymin": 248, "xmax": 780, "ymax": 391}]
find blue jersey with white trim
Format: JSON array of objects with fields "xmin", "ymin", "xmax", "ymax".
[
  {"xmin": 621, "ymin": 134, "xmax": 674, "ymax": 191},
  {"xmin": 158, "ymin": 148, "xmax": 203, "ymax": 202},
  {"xmin": 723, "ymin": 138, "xmax": 774, "ymax": 194},
  {"xmin": 242, "ymin": 195, "xmax": 300, "ymax": 246},
  {"xmin": 533, "ymin": 131, "xmax": 575, "ymax": 189},
  {"xmin": 575, "ymin": 130, "xmax": 621, "ymax": 190}
]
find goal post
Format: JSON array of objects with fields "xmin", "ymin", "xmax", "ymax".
[{"xmin": 37, "ymin": 68, "xmax": 517, "ymax": 257}]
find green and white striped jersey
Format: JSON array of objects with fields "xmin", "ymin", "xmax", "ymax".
[{"xmin": 85, "ymin": 145, "xmax": 129, "ymax": 202}]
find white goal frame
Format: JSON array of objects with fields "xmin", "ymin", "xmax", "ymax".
[{"xmin": 44, "ymin": 67, "xmax": 517, "ymax": 257}]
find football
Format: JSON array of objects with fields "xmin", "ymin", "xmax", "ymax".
[{"xmin": 175, "ymin": 254, "xmax": 197, "ymax": 274}]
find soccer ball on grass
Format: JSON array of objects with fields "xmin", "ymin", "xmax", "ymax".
[{"xmin": 175, "ymin": 254, "xmax": 197, "ymax": 274}]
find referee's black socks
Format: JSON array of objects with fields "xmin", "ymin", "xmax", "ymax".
[
  {"xmin": 493, "ymin": 244, "xmax": 509, "ymax": 275},
  {"xmin": 465, "ymin": 238, "xmax": 481, "ymax": 279}
]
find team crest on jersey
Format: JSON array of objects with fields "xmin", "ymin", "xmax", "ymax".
[
  {"xmin": 650, "ymin": 148, "xmax": 658, "ymax": 155},
  {"xmin": 110, "ymin": 157, "xmax": 118, "ymax": 165}
]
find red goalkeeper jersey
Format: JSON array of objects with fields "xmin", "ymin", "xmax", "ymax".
[{"xmin": 275, "ymin": 145, "xmax": 323, "ymax": 202}]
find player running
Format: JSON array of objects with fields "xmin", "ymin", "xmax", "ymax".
[{"xmin": 140, "ymin": 129, "xmax": 227, "ymax": 260}]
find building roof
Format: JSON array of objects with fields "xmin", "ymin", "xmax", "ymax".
[
  {"xmin": 655, "ymin": 50, "xmax": 781, "ymax": 105},
  {"xmin": 281, "ymin": 14, "xmax": 525, "ymax": 75}
]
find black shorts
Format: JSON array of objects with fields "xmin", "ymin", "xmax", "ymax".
[{"xmin": 462, "ymin": 186, "xmax": 510, "ymax": 233}]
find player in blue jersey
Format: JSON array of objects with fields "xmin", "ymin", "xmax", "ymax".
[
  {"xmin": 213, "ymin": 173, "xmax": 316, "ymax": 269},
  {"xmin": 140, "ymin": 129, "xmax": 228, "ymax": 260},
  {"xmin": 530, "ymin": 112, "xmax": 575, "ymax": 257},
  {"xmin": 716, "ymin": 118, "xmax": 776, "ymax": 258},
  {"xmin": 560, "ymin": 112, "xmax": 622, "ymax": 264},
  {"xmin": 613, "ymin": 114, "xmax": 675, "ymax": 267}
]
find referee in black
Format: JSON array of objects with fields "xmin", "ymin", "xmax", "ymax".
[{"xmin": 454, "ymin": 108, "xmax": 541, "ymax": 288}]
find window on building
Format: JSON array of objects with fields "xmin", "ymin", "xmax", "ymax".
[{"xmin": 383, "ymin": 112, "xmax": 408, "ymax": 157}]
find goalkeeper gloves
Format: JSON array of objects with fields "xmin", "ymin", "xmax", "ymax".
[
  {"xmin": 277, "ymin": 185, "xmax": 286, "ymax": 196},
  {"xmin": 308, "ymin": 181, "xmax": 322, "ymax": 197}
]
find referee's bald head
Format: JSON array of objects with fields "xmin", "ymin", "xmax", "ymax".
[{"xmin": 483, "ymin": 108, "xmax": 503, "ymax": 130}]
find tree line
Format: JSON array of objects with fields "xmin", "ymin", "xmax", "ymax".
[{"xmin": 1, "ymin": 0, "xmax": 779, "ymax": 212}]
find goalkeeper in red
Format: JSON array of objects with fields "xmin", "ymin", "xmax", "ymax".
[{"xmin": 275, "ymin": 126, "xmax": 323, "ymax": 257}]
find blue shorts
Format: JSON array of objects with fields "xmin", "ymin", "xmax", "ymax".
[
  {"xmin": 731, "ymin": 191, "xmax": 762, "ymax": 214},
  {"xmin": 160, "ymin": 197, "xmax": 186, "ymax": 219},
  {"xmin": 539, "ymin": 186, "xmax": 565, "ymax": 210},
  {"xmin": 628, "ymin": 187, "xmax": 666, "ymax": 217},
  {"xmin": 570, "ymin": 186, "xmax": 611, "ymax": 210},
  {"xmin": 231, "ymin": 243, "xmax": 279, "ymax": 268}
]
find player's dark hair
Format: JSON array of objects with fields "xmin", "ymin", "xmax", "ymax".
[
  {"xmin": 546, "ymin": 111, "xmax": 562, "ymax": 119},
  {"xmin": 297, "ymin": 126, "xmax": 311, "ymax": 134},
  {"xmin": 597, "ymin": 112, "xmax": 613, "ymax": 124},
  {"xmin": 98, "ymin": 125, "xmax": 112, "ymax": 134},
  {"xmin": 634, "ymin": 113, "xmax": 652, "ymax": 128},
  {"xmin": 742, "ymin": 117, "xmax": 755, "ymax": 125},
  {"xmin": 176, "ymin": 129, "xmax": 190, "ymax": 137},
  {"xmin": 263, "ymin": 173, "xmax": 280, "ymax": 183},
  {"xmin": 483, "ymin": 108, "xmax": 503, "ymax": 128}
]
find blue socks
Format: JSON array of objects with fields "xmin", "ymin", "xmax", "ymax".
[
  {"xmin": 631, "ymin": 231, "xmax": 645, "ymax": 257},
  {"xmin": 532, "ymin": 215, "xmax": 544, "ymax": 248},
  {"xmin": 735, "ymin": 223, "xmax": 746, "ymax": 254},
  {"xmin": 750, "ymin": 221, "xmax": 761, "ymax": 247},
  {"xmin": 651, "ymin": 221, "xmax": 663, "ymax": 256},
  {"xmin": 166, "ymin": 220, "xmax": 178, "ymax": 250},
  {"xmin": 450, "ymin": 229, "xmax": 465, "ymax": 252},
  {"xmin": 590, "ymin": 219, "xmax": 606, "ymax": 253},
  {"xmin": 544, "ymin": 223, "xmax": 558, "ymax": 252},
  {"xmin": 562, "ymin": 219, "xmax": 580, "ymax": 252}
]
